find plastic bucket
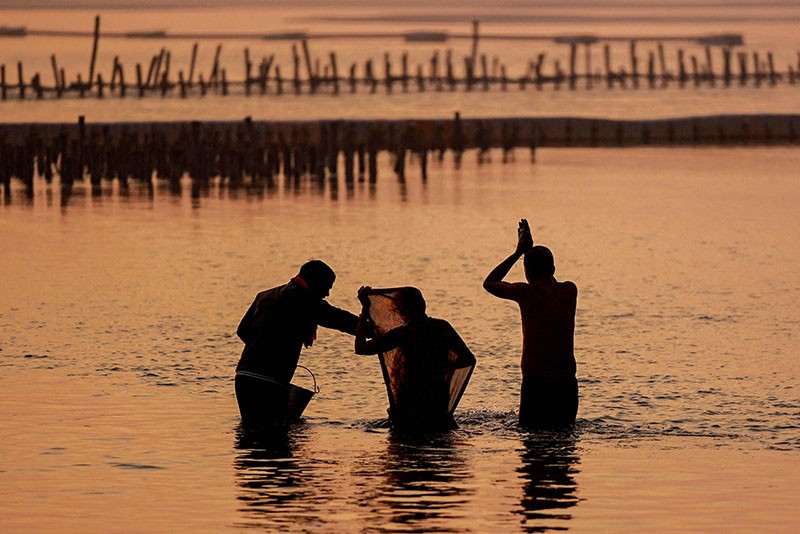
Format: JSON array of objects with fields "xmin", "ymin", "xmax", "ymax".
[{"xmin": 286, "ymin": 365, "xmax": 319, "ymax": 420}]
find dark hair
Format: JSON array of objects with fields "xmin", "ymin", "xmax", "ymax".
[
  {"xmin": 398, "ymin": 287, "xmax": 426, "ymax": 319},
  {"xmin": 298, "ymin": 260, "xmax": 336, "ymax": 290},
  {"xmin": 523, "ymin": 246, "xmax": 555, "ymax": 279}
]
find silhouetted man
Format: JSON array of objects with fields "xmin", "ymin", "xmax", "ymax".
[
  {"xmin": 483, "ymin": 220, "xmax": 578, "ymax": 428},
  {"xmin": 355, "ymin": 286, "xmax": 476, "ymax": 432},
  {"xmin": 236, "ymin": 260, "xmax": 358, "ymax": 429}
]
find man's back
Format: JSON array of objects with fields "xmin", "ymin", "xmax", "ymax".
[{"xmin": 514, "ymin": 279, "xmax": 577, "ymax": 377}]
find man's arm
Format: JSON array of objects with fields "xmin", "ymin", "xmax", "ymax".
[
  {"xmin": 483, "ymin": 219, "xmax": 533, "ymax": 299},
  {"xmin": 236, "ymin": 300, "xmax": 257, "ymax": 344},
  {"xmin": 317, "ymin": 300, "xmax": 359, "ymax": 335},
  {"xmin": 446, "ymin": 323, "xmax": 476, "ymax": 367},
  {"xmin": 355, "ymin": 315, "xmax": 403, "ymax": 355}
]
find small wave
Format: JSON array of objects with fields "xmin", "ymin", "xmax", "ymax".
[{"xmin": 109, "ymin": 462, "xmax": 165, "ymax": 470}]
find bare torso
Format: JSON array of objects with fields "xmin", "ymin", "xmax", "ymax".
[{"xmin": 511, "ymin": 278, "xmax": 577, "ymax": 377}]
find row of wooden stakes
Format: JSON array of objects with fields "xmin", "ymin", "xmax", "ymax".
[
  {"xmin": 2, "ymin": 16, "xmax": 799, "ymax": 100},
  {"xmin": 2, "ymin": 114, "xmax": 798, "ymax": 197}
]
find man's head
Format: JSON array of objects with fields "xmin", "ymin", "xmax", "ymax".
[
  {"xmin": 298, "ymin": 260, "xmax": 336, "ymax": 299},
  {"xmin": 397, "ymin": 287, "xmax": 427, "ymax": 320},
  {"xmin": 523, "ymin": 245, "xmax": 556, "ymax": 281}
]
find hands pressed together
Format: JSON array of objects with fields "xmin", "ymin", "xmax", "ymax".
[{"xmin": 516, "ymin": 218, "xmax": 534, "ymax": 254}]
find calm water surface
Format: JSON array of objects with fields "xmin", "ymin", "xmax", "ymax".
[
  {"xmin": 1, "ymin": 147, "xmax": 798, "ymax": 532},
  {"xmin": 2, "ymin": 2, "xmax": 799, "ymax": 532}
]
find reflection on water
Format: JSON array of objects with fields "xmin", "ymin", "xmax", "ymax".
[
  {"xmin": 233, "ymin": 424, "xmax": 323, "ymax": 530},
  {"xmin": 517, "ymin": 431, "xmax": 581, "ymax": 532},
  {"xmin": 365, "ymin": 432, "xmax": 474, "ymax": 532}
]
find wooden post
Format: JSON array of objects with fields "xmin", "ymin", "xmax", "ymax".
[
  {"xmin": 110, "ymin": 55, "xmax": 119, "ymax": 91},
  {"xmin": 87, "ymin": 15, "xmax": 100, "ymax": 91},
  {"xmin": 604, "ymin": 44, "xmax": 612, "ymax": 87},
  {"xmin": 51, "ymin": 55, "xmax": 62, "ymax": 98},
  {"xmin": 416, "ymin": 64, "xmax": 424, "ymax": 91},
  {"xmin": 678, "ymin": 49, "xmax": 687, "ymax": 85},
  {"xmin": 705, "ymin": 46, "xmax": 714, "ymax": 85},
  {"xmin": 768, "ymin": 52, "xmax": 777, "ymax": 84},
  {"xmin": 630, "ymin": 40, "xmax": 639, "ymax": 87},
  {"xmin": 244, "ymin": 47, "xmax": 252, "ymax": 95},
  {"xmin": 32, "ymin": 73, "xmax": 43, "ymax": 99},
  {"xmin": 152, "ymin": 48, "xmax": 165, "ymax": 89},
  {"xmin": 738, "ymin": 52, "xmax": 748, "ymax": 84},
  {"xmin": 691, "ymin": 55, "xmax": 700, "ymax": 85},
  {"xmin": 179, "ymin": 70, "xmax": 187, "ymax": 98},
  {"xmin": 136, "ymin": 63, "xmax": 144, "ymax": 97},
  {"xmin": 163, "ymin": 51, "xmax": 171, "ymax": 88},
  {"xmin": 401, "ymin": 52, "xmax": 409, "ymax": 91},
  {"xmin": 753, "ymin": 52, "xmax": 761, "ymax": 83},
  {"xmin": 581, "ymin": 44, "xmax": 591, "ymax": 88},
  {"xmin": 723, "ymin": 47, "xmax": 732, "ymax": 85},
  {"xmin": 384, "ymin": 53, "xmax": 393, "ymax": 92},
  {"xmin": 210, "ymin": 44, "xmax": 222, "ymax": 88},
  {"xmin": 301, "ymin": 39, "xmax": 315, "ymax": 92},
  {"xmin": 480, "ymin": 55, "xmax": 489, "ymax": 90},
  {"xmin": 430, "ymin": 51, "xmax": 440, "ymax": 89},
  {"xmin": 1, "ymin": 64, "xmax": 7, "ymax": 100},
  {"xmin": 534, "ymin": 53, "xmax": 545, "ymax": 89},
  {"xmin": 349, "ymin": 63, "xmax": 357, "ymax": 93},
  {"xmin": 446, "ymin": 50, "xmax": 455, "ymax": 90},
  {"xmin": 569, "ymin": 43, "xmax": 577, "ymax": 89},
  {"xmin": 658, "ymin": 43, "xmax": 668, "ymax": 80},
  {"xmin": 221, "ymin": 68, "xmax": 228, "ymax": 95},
  {"xmin": 292, "ymin": 44, "xmax": 301, "ymax": 93},
  {"xmin": 470, "ymin": 19, "xmax": 479, "ymax": 67},
  {"xmin": 188, "ymin": 42, "xmax": 198, "ymax": 87},
  {"xmin": 118, "ymin": 63, "xmax": 126, "ymax": 97},
  {"xmin": 330, "ymin": 52, "xmax": 339, "ymax": 94},
  {"xmin": 145, "ymin": 55, "xmax": 157, "ymax": 88},
  {"xmin": 96, "ymin": 73, "xmax": 104, "ymax": 98},
  {"xmin": 17, "ymin": 61, "xmax": 25, "ymax": 99}
]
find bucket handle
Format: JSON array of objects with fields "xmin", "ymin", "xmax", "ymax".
[{"xmin": 296, "ymin": 365, "xmax": 319, "ymax": 393}]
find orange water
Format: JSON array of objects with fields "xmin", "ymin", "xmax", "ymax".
[
  {"xmin": 2, "ymin": 2, "xmax": 800, "ymax": 532},
  {"xmin": 1, "ymin": 147, "xmax": 799, "ymax": 532}
]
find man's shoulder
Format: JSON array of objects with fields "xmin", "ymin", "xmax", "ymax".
[{"xmin": 559, "ymin": 280, "xmax": 577, "ymax": 292}]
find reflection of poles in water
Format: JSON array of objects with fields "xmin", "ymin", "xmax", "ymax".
[
  {"xmin": 359, "ymin": 432, "xmax": 474, "ymax": 529},
  {"xmin": 516, "ymin": 432, "xmax": 581, "ymax": 532},
  {"xmin": 233, "ymin": 426, "xmax": 321, "ymax": 530}
]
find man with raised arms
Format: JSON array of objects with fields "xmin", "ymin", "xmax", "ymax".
[{"xmin": 483, "ymin": 219, "xmax": 579, "ymax": 428}]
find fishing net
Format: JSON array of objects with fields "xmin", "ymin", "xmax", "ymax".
[{"xmin": 362, "ymin": 287, "xmax": 474, "ymax": 417}]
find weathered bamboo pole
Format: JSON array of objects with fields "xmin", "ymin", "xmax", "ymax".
[
  {"xmin": 244, "ymin": 47, "xmax": 252, "ymax": 95},
  {"xmin": 17, "ymin": 62, "xmax": 25, "ymax": 99},
  {"xmin": 705, "ymin": 46, "xmax": 714, "ymax": 85},
  {"xmin": 188, "ymin": 42, "xmax": 198, "ymax": 88},
  {"xmin": 210, "ymin": 44, "xmax": 222, "ymax": 88},
  {"xmin": 117, "ymin": 63, "xmax": 125, "ymax": 97},
  {"xmin": 723, "ymin": 47, "xmax": 732, "ymax": 85},
  {"xmin": 330, "ymin": 52, "xmax": 339, "ymax": 94},
  {"xmin": 136, "ymin": 63, "xmax": 144, "ymax": 97},
  {"xmin": 658, "ymin": 43, "xmax": 669, "ymax": 80},
  {"xmin": 51, "ymin": 55, "xmax": 62, "ymax": 98},
  {"xmin": 301, "ymin": 39, "xmax": 315, "ymax": 92},
  {"xmin": 87, "ymin": 15, "xmax": 100, "ymax": 92},
  {"xmin": 470, "ymin": 19, "xmax": 479, "ymax": 67},
  {"xmin": 569, "ymin": 43, "xmax": 577, "ymax": 89}
]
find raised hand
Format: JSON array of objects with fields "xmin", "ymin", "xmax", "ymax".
[{"xmin": 516, "ymin": 218, "xmax": 533, "ymax": 253}]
